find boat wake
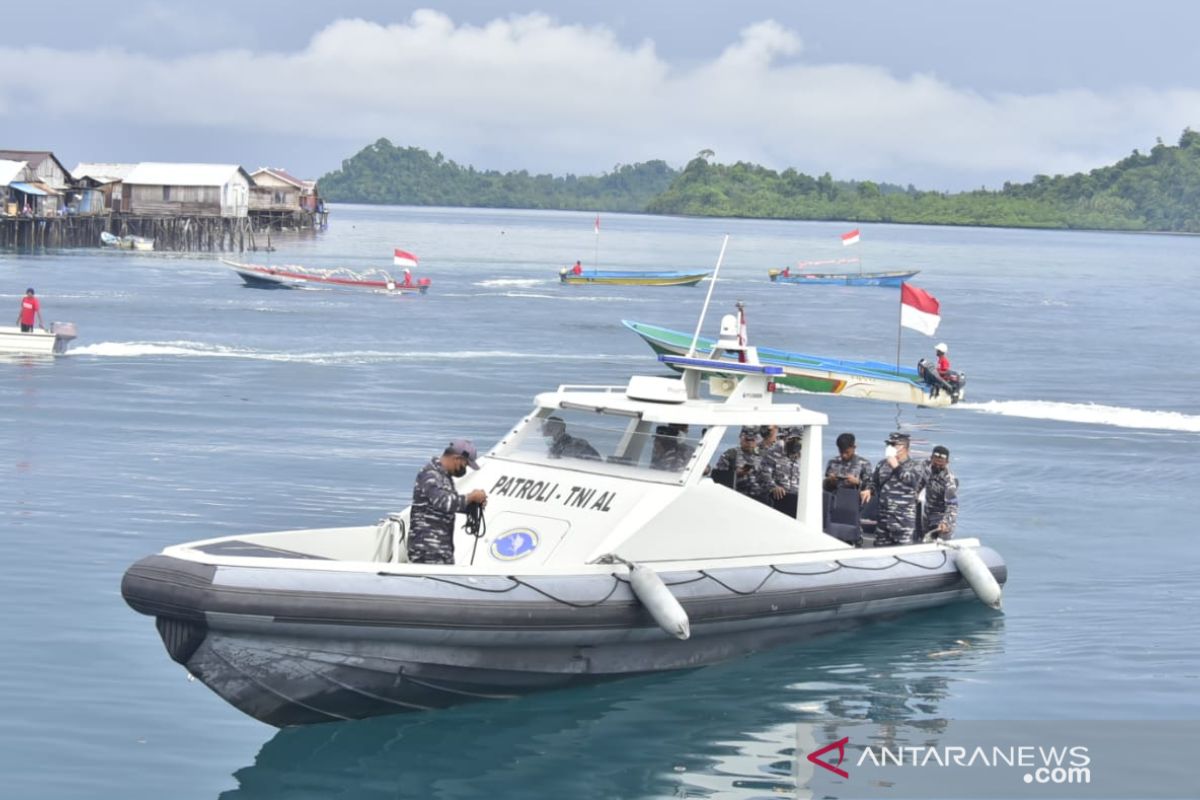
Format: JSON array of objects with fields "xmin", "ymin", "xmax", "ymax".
[
  {"xmin": 958, "ymin": 400, "xmax": 1200, "ymax": 433},
  {"xmin": 71, "ymin": 340, "xmax": 643, "ymax": 364},
  {"xmin": 475, "ymin": 278, "xmax": 546, "ymax": 288}
]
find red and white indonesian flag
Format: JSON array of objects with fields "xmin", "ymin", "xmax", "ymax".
[
  {"xmin": 900, "ymin": 282, "xmax": 941, "ymax": 336},
  {"xmin": 840, "ymin": 228, "xmax": 861, "ymax": 246},
  {"xmin": 393, "ymin": 249, "xmax": 418, "ymax": 268},
  {"xmin": 594, "ymin": 214, "xmax": 601, "ymax": 235}
]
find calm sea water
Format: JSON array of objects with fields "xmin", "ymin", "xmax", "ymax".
[{"xmin": 1, "ymin": 205, "xmax": 1197, "ymax": 799}]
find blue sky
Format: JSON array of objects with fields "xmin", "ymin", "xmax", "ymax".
[{"xmin": 1, "ymin": 1, "xmax": 1196, "ymax": 189}]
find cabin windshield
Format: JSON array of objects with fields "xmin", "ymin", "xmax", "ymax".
[{"xmin": 491, "ymin": 407, "xmax": 707, "ymax": 483}]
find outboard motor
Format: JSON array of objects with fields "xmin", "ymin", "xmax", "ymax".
[
  {"xmin": 50, "ymin": 321, "xmax": 77, "ymax": 355},
  {"xmin": 917, "ymin": 358, "xmax": 965, "ymax": 403},
  {"xmin": 944, "ymin": 370, "xmax": 966, "ymax": 403}
]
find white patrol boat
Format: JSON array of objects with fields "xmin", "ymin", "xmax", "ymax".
[
  {"xmin": 0, "ymin": 322, "xmax": 77, "ymax": 356},
  {"xmin": 121, "ymin": 314, "xmax": 1005, "ymax": 727}
]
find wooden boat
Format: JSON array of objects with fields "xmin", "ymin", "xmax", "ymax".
[
  {"xmin": 0, "ymin": 322, "xmax": 77, "ymax": 356},
  {"xmin": 624, "ymin": 318, "xmax": 960, "ymax": 407},
  {"xmin": 559, "ymin": 268, "xmax": 708, "ymax": 287},
  {"xmin": 767, "ymin": 268, "xmax": 918, "ymax": 287},
  {"xmin": 222, "ymin": 260, "xmax": 431, "ymax": 294}
]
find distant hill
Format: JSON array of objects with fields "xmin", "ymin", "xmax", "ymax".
[
  {"xmin": 648, "ymin": 131, "xmax": 1200, "ymax": 232},
  {"xmin": 318, "ymin": 139, "xmax": 677, "ymax": 212},
  {"xmin": 319, "ymin": 130, "xmax": 1200, "ymax": 232}
]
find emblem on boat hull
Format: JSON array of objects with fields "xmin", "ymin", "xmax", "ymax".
[{"xmin": 491, "ymin": 528, "xmax": 539, "ymax": 560}]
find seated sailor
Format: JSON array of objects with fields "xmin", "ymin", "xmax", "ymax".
[
  {"xmin": 651, "ymin": 424, "xmax": 695, "ymax": 471},
  {"xmin": 710, "ymin": 426, "xmax": 763, "ymax": 496},
  {"xmin": 759, "ymin": 427, "xmax": 803, "ymax": 516},
  {"xmin": 543, "ymin": 415, "xmax": 601, "ymax": 460}
]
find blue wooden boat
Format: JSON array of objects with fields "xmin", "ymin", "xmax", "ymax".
[
  {"xmin": 767, "ymin": 268, "xmax": 918, "ymax": 287},
  {"xmin": 560, "ymin": 268, "xmax": 708, "ymax": 287},
  {"xmin": 624, "ymin": 319, "xmax": 960, "ymax": 407}
]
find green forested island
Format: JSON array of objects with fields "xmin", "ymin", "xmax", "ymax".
[
  {"xmin": 317, "ymin": 140, "xmax": 676, "ymax": 212},
  {"xmin": 318, "ymin": 130, "xmax": 1200, "ymax": 233}
]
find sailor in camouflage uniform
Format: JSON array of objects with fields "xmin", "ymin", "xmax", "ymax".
[
  {"xmin": 651, "ymin": 424, "xmax": 696, "ymax": 471},
  {"xmin": 759, "ymin": 427, "xmax": 803, "ymax": 513},
  {"xmin": 868, "ymin": 432, "xmax": 926, "ymax": 546},
  {"xmin": 407, "ymin": 439, "xmax": 488, "ymax": 565},
  {"xmin": 921, "ymin": 445, "xmax": 959, "ymax": 540},
  {"xmin": 711, "ymin": 426, "xmax": 763, "ymax": 497},
  {"xmin": 824, "ymin": 432, "xmax": 873, "ymax": 503},
  {"xmin": 543, "ymin": 416, "xmax": 601, "ymax": 460}
]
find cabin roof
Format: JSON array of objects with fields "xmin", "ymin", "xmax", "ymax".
[
  {"xmin": 123, "ymin": 162, "xmax": 252, "ymax": 187},
  {"xmin": 0, "ymin": 159, "xmax": 28, "ymax": 185},
  {"xmin": 533, "ymin": 382, "xmax": 828, "ymax": 428},
  {"xmin": 251, "ymin": 167, "xmax": 306, "ymax": 189},
  {"xmin": 72, "ymin": 162, "xmax": 137, "ymax": 182},
  {"xmin": 0, "ymin": 150, "xmax": 69, "ymax": 178}
]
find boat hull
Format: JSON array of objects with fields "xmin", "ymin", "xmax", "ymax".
[
  {"xmin": 122, "ymin": 545, "xmax": 1004, "ymax": 726},
  {"xmin": 624, "ymin": 320, "xmax": 955, "ymax": 407},
  {"xmin": 225, "ymin": 261, "xmax": 430, "ymax": 294},
  {"xmin": 560, "ymin": 270, "xmax": 708, "ymax": 287},
  {"xmin": 0, "ymin": 325, "xmax": 74, "ymax": 355},
  {"xmin": 767, "ymin": 269, "xmax": 919, "ymax": 287}
]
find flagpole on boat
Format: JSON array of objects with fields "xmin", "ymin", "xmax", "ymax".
[
  {"xmin": 593, "ymin": 214, "xmax": 600, "ymax": 270},
  {"xmin": 895, "ymin": 288, "xmax": 903, "ymax": 375},
  {"xmin": 687, "ymin": 234, "xmax": 730, "ymax": 357}
]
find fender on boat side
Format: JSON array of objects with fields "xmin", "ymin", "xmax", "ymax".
[{"xmin": 121, "ymin": 554, "xmax": 217, "ymax": 621}]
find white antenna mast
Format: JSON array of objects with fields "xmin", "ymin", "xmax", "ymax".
[{"xmin": 686, "ymin": 234, "xmax": 730, "ymax": 357}]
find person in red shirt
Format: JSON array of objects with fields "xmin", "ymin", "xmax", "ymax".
[
  {"xmin": 935, "ymin": 343, "xmax": 951, "ymax": 378},
  {"xmin": 571, "ymin": 260, "xmax": 583, "ymax": 276},
  {"xmin": 17, "ymin": 288, "xmax": 43, "ymax": 332}
]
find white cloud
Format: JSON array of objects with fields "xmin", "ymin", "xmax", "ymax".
[{"xmin": 0, "ymin": 9, "xmax": 1195, "ymax": 187}]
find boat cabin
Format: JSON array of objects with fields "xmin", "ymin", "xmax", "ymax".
[{"xmin": 164, "ymin": 352, "xmax": 852, "ymax": 576}]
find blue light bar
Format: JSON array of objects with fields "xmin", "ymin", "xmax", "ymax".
[{"xmin": 659, "ymin": 355, "xmax": 783, "ymax": 375}]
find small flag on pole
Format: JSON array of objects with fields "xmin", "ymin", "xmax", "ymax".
[
  {"xmin": 594, "ymin": 214, "xmax": 601, "ymax": 235},
  {"xmin": 393, "ymin": 249, "xmax": 418, "ymax": 268},
  {"xmin": 840, "ymin": 228, "xmax": 861, "ymax": 246},
  {"xmin": 899, "ymin": 282, "xmax": 941, "ymax": 336}
]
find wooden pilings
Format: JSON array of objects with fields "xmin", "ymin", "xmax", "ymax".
[
  {"xmin": 0, "ymin": 215, "xmax": 109, "ymax": 250},
  {"xmin": 0, "ymin": 210, "xmax": 325, "ymax": 253}
]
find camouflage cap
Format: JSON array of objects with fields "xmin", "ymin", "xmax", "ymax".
[{"xmin": 446, "ymin": 438, "xmax": 480, "ymax": 469}]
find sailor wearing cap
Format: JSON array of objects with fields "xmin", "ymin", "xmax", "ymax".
[
  {"xmin": 407, "ymin": 439, "xmax": 488, "ymax": 564},
  {"xmin": 868, "ymin": 432, "xmax": 926, "ymax": 546},
  {"xmin": 711, "ymin": 426, "xmax": 764, "ymax": 497},
  {"xmin": 759, "ymin": 427, "xmax": 804, "ymax": 515},
  {"xmin": 922, "ymin": 445, "xmax": 959, "ymax": 540}
]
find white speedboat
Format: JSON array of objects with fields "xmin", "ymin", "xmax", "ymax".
[
  {"xmin": 0, "ymin": 322, "xmax": 77, "ymax": 355},
  {"xmin": 121, "ymin": 314, "xmax": 1005, "ymax": 726}
]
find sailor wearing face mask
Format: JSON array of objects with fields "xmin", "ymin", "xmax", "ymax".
[
  {"xmin": 868, "ymin": 432, "xmax": 926, "ymax": 546},
  {"xmin": 407, "ymin": 439, "xmax": 488, "ymax": 564},
  {"xmin": 759, "ymin": 427, "xmax": 804, "ymax": 515}
]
